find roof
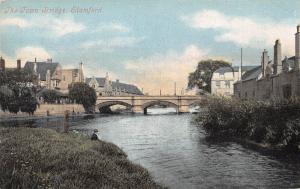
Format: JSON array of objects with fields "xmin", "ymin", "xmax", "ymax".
[
  {"xmin": 214, "ymin": 66, "xmax": 257, "ymax": 74},
  {"xmin": 112, "ymin": 81, "xmax": 143, "ymax": 95},
  {"xmin": 85, "ymin": 77, "xmax": 106, "ymax": 87},
  {"xmin": 23, "ymin": 61, "xmax": 60, "ymax": 81},
  {"xmin": 241, "ymin": 66, "xmax": 261, "ymax": 81},
  {"xmin": 85, "ymin": 77, "xmax": 143, "ymax": 95}
]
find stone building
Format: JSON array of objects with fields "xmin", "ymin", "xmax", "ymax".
[
  {"xmin": 23, "ymin": 59, "xmax": 84, "ymax": 93},
  {"xmin": 86, "ymin": 73, "xmax": 143, "ymax": 96},
  {"xmin": 211, "ymin": 66, "xmax": 256, "ymax": 97},
  {"xmin": 24, "ymin": 59, "xmax": 63, "ymax": 90},
  {"xmin": 234, "ymin": 24, "xmax": 300, "ymax": 100}
]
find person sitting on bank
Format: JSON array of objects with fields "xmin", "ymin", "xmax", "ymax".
[{"xmin": 91, "ymin": 129, "xmax": 99, "ymax": 140}]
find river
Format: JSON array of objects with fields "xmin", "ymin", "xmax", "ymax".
[{"xmin": 2, "ymin": 108, "xmax": 300, "ymax": 188}]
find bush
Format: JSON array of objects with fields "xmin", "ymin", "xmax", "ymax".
[
  {"xmin": 69, "ymin": 83, "xmax": 97, "ymax": 113},
  {"xmin": 197, "ymin": 97, "xmax": 300, "ymax": 151}
]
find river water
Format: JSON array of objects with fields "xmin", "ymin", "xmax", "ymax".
[{"xmin": 2, "ymin": 108, "xmax": 300, "ymax": 188}]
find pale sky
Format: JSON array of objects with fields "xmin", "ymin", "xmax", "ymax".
[{"xmin": 0, "ymin": 0, "xmax": 299, "ymax": 94}]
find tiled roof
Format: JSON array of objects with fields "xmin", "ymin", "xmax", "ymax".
[
  {"xmin": 112, "ymin": 81, "xmax": 143, "ymax": 95},
  {"xmin": 85, "ymin": 77, "xmax": 143, "ymax": 95},
  {"xmin": 214, "ymin": 66, "xmax": 257, "ymax": 74},
  {"xmin": 23, "ymin": 61, "xmax": 59, "ymax": 81},
  {"xmin": 241, "ymin": 66, "xmax": 261, "ymax": 81}
]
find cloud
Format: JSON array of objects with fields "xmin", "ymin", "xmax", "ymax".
[
  {"xmin": 181, "ymin": 9, "xmax": 296, "ymax": 55},
  {"xmin": 0, "ymin": 16, "xmax": 85, "ymax": 37},
  {"xmin": 94, "ymin": 22, "xmax": 130, "ymax": 33},
  {"xmin": 81, "ymin": 36, "xmax": 144, "ymax": 52},
  {"xmin": 0, "ymin": 50, "xmax": 16, "ymax": 67},
  {"xmin": 0, "ymin": 46, "xmax": 51, "ymax": 67},
  {"xmin": 124, "ymin": 45, "xmax": 208, "ymax": 95},
  {"xmin": 0, "ymin": 17, "xmax": 30, "ymax": 28},
  {"xmin": 16, "ymin": 46, "xmax": 51, "ymax": 62},
  {"xmin": 35, "ymin": 17, "xmax": 85, "ymax": 37}
]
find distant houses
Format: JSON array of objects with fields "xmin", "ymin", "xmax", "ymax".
[
  {"xmin": 85, "ymin": 73, "xmax": 143, "ymax": 96},
  {"xmin": 0, "ymin": 57, "xmax": 143, "ymax": 97},
  {"xmin": 211, "ymin": 66, "xmax": 256, "ymax": 97},
  {"xmin": 233, "ymin": 24, "xmax": 300, "ymax": 100}
]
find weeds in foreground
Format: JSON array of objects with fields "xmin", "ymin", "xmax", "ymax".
[{"xmin": 0, "ymin": 128, "xmax": 164, "ymax": 189}]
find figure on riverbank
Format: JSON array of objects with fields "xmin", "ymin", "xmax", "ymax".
[{"xmin": 91, "ymin": 129, "xmax": 99, "ymax": 140}]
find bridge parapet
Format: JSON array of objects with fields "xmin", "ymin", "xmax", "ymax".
[{"xmin": 96, "ymin": 95, "xmax": 203, "ymax": 114}]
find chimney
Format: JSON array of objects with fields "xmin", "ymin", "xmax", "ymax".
[
  {"xmin": 116, "ymin": 79, "xmax": 119, "ymax": 83},
  {"xmin": 295, "ymin": 24, "xmax": 300, "ymax": 70},
  {"xmin": 79, "ymin": 62, "xmax": 84, "ymax": 83},
  {"xmin": 0, "ymin": 57, "xmax": 5, "ymax": 71},
  {"xmin": 35, "ymin": 57, "xmax": 37, "ymax": 62},
  {"xmin": 273, "ymin": 39, "xmax": 282, "ymax": 74},
  {"xmin": 17, "ymin": 59, "xmax": 21, "ymax": 70},
  {"xmin": 261, "ymin": 49, "xmax": 269, "ymax": 77},
  {"xmin": 47, "ymin": 58, "xmax": 52, "ymax": 63}
]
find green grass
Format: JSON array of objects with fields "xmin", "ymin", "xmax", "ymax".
[
  {"xmin": 196, "ymin": 97, "xmax": 300, "ymax": 152},
  {"xmin": 0, "ymin": 127, "xmax": 165, "ymax": 189}
]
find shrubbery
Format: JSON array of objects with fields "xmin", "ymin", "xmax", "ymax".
[{"xmin": 197, "ymin": 97, "xmax": 300, "ymax": 151}]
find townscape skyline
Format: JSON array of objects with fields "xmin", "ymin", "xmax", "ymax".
[{"xmin": 0, "ymin": 0, "xmax": 300, "ymax": 95}]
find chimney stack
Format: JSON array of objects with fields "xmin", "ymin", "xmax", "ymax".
[
  {"xmin": 35, "ymin": 57, "xmax": 37, "ymax": 62},
  {"xmin": 261, "ymin": 49, "xmax": 269, "ymax": 77},
  {"xmin": 116, "ymin": 79, "xmax": 119, "ymax": 83},
  {"xmin": 273, "ymin": 39, "xmax": 282, "ymax": 74},
  {"xmin": 295, "ymin": 24, "xmax": 300, "ymax": 70},
  {"xmin": 0, "ymin": 57, "xmax": 5, "ymax": 72},
  {"xmin": 17, "ymin": 59, "xmax": 21, "ymax": 70}
]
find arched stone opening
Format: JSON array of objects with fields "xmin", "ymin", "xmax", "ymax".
[
  {"xmin": 96, "ymin": 101, "xmax": 132, "ymax": 114},
  {"xmin": 141, "ymin": 100, "xmax": 179, "ymax": 115}
]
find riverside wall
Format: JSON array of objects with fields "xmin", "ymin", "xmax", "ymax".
[{"xmin": 0, "ymin": 104, "xmax": 85, "ymax": 118}]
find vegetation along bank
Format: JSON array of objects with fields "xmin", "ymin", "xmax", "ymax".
[
  {"xmin": 196, "ymin": 97, "xmax": 300, "ymax": 152},
  {"xmin": 0, "ymin": 127, "xmax": 165, "ymax": 189}
]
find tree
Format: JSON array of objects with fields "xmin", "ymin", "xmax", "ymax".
[
  {"xmin": 20, "ymin": 87, "xmax": 38, "ymax": 115},
  {"xmin": 188, "ymin": 59, "xmax": 233, "ymax": 93},
  {"xmin": 69, "ymin": 83, "xmax": 97, "ymax": 113},
  {"xmin": 0, "ymin": 69, "xmax": 38, "ymax": 114}
]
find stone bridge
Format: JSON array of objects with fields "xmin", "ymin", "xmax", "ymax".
[{"xmin": 96, "ymin": 95, "xmax": 204, "ymax": 114}]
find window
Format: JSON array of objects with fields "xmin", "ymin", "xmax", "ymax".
[
  {"xmin": 225, "ymin": 81, "xmax": 230, "ymax": 88},
  {"xmin": 283, "ymin": 85, "xmax": 292, "ymax": 99},
  {"xmin": 216, "ymin": 81, "xmax": 221, "ymax": 87}
]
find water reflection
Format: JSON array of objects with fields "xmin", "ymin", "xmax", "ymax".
[{"xmin": 1, "ymin": 109, "xmax": 300, "ymax": 188}]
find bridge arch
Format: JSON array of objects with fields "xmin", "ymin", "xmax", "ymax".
[
  {"xmin": 141, "ymin": 100, "xmax": 179, "ymax": 114},
  {"xmin": 96, "ymin": 101, "xmax": 132, "ymax": 113}
]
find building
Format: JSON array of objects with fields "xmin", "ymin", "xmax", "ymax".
[
  {"xmin": 86, "ymin": 73, "xmax": 143, "ymax": 96},
  {"xmin": 59, "ymin": 63, "xmax": 84, "ymax": 93},
  {"xmin": 0, "ymin": 57, "xmax": 5, "ymax": 72},
  {"xmin": 23, "ymin": 59, "xmax": 84, "ymax": 93},
  {"xmin": 211, "ymin": 66, "xmax": 256, "ymax": 97},
  {"xmin": 24, "ymin": 59, "xmax": 63, "ymax": 90},
  {"xmin": 234, "ymin": 24, "xmax": 300, "ymax": 100}
]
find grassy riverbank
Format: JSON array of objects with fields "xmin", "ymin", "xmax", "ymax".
[
  {"xmin": 196, "ymin": 97, "xmax": 300, "ymax": 152},
  {"xmin": 0, "ymin": 127, "xmax": 164, "ymax": 189}
]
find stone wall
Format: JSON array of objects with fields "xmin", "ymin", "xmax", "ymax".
[
  {"xmin": 0, "ymin": 104, "xmax": 85, "ymax": 118},
  {"xmin": 234, "ymin": 70, "xmax": 300, "ymax": 100}
]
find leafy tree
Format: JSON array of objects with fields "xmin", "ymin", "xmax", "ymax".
[
  {"xmin": 0, "ymin": 69, "xmax": 37, "ymax": 114},
  {"xmin": 188, "ymin": 59, "xmax": 233, "ymax": 93},
  {"xmin": 69, "ymin": 83, "xmax": 97, "ymax": 113},
  {"xmin": 20, "ymin": 87, "xmax": 38, "ymax": 115}
]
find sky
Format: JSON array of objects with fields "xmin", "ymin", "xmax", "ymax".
[{"xmin": 0, "ymin": 0, "xmax": 299, "ymax": 95}]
